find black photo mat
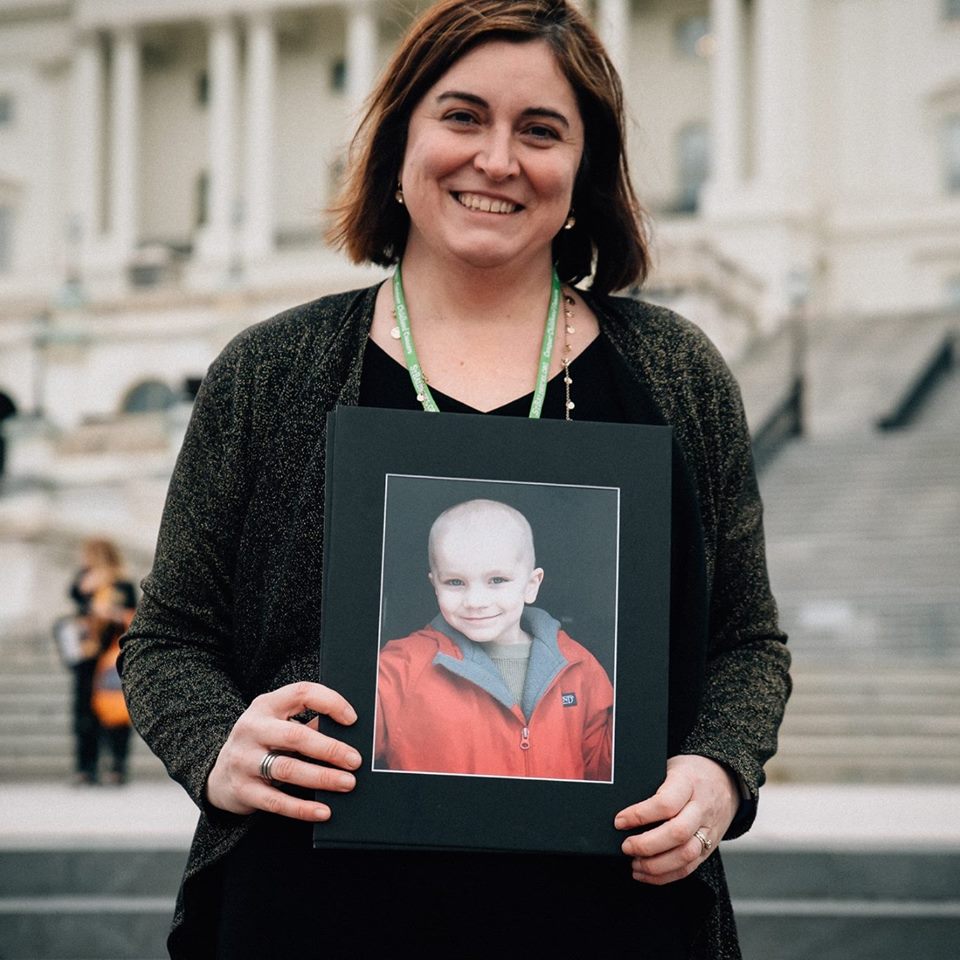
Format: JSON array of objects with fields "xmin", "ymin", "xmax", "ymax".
[{"xmin": 316, "ymin": 406, "xmax": 671, "ymax": 856}]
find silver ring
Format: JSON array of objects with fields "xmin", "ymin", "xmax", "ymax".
[
  {"xmin": 259, "ymin": 750, "xmax": 283, "ymax": 786},
  {"xmin": 694, "ymin": 829, "xmax": 712, "ymax": 856}
]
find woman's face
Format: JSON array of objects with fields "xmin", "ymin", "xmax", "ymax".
[{"xmin": 399, "ymin": 39, "xmax": 584, "ymax": 274}]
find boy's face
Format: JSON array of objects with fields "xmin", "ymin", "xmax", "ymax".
[{"xmin": 429, "ymin": 518, "xmax": 543, "ymax": 646}]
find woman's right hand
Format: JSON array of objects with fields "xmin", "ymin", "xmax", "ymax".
[{"xmin": 205, "ymin": 681, "xmax": 361, "ymax": 821}]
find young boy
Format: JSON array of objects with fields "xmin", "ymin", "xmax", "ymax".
[{"xmin": 375, "ymin": 499, "xmax": 613, "ymax": 781}]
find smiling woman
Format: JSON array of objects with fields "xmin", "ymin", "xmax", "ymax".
[{"xmin": 120, "ymin": 2, "xmax": 790, "ymax": 958}]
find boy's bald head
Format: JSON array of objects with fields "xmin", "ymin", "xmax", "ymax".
[{"xmin": 428, "ymin": 499, "xmax": 536, "ymax": 573}]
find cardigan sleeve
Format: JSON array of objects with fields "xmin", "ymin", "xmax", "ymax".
[
  {"xmin": 120, "ymin": 346, "xmax": 253, "ymax": 813},
  {"xmin": 678, "ymin": 348, "xmax": 792, "ymax": 831}
]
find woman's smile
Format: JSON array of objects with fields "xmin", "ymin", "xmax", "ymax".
[{"xmin": 452, "ymin": 191, "xmax": 522, "ymax": 215}]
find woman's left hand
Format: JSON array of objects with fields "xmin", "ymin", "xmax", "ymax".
[{"xmin": 614, "ymin": 755, "xmax": 741, "ymax": 884}]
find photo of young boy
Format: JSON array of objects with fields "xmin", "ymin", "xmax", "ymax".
[{"xmin": 374, "ymin": 498, "xmax": 614, "ymax": 782}]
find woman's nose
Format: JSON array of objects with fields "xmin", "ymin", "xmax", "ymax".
[{"xmin": 473, "ymin": 127, "xmax": 519, "ymax": 180}]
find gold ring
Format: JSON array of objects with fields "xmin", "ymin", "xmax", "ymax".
[{"xmin": 694, "ymin": 829, "xmax": 712, "ymax": 856}]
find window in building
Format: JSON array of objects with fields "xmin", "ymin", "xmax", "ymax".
[
  {"xmin": 0, "ymin": 206, "xmax": 13, "ymax": 272},
  {"xmin": 675, "ymin": 15, "xmax": 713, "ymax": 59},
  {"xmin": 196, "ymin": 70, "xmax": 209, "ymax": 106},
  {"xmin": 676, "ymin": 123, "xmax": 710, "ymax": 213},
  {"xmin": 0, "ymin": 93, "xmax": 13, "ymax": 126},
  {"xmin": 946, "ymin": 275, "xmax": 960, "ymax": 306},
  {"xmin": 122, "ymin": 380, "xmax": 177, "ymax": 413},
  {"xmin": 944, "ymin": 115, "xmax": 960, "ymax": 193},
  {"xmin": 195, "ymin": 171, "xmax": 209, "ymax": 228},
  {"xmin": 331, "ymin": 58, "xmax": 346, "ymax": 92},
  {"xmin": 945, "ymin": 0, "xmax": 960, "ymax": 21}
]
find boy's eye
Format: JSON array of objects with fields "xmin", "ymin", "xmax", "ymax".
[
  {"xmin": 490, "ymin": 576, "xmax": 510, "ymax": 585},
  {"xmin": 444, "ymin": 578, "xmax": 464, "ymax": 587}
]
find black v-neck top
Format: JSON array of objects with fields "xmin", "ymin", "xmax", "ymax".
[{"xmin": 358, "ymin": 333, "xmax": 632, "ymax": 423}]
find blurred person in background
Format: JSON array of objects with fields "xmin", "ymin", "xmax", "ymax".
[
  {"xmin": 68, "ymin": 537, "xmax": 137, "ymax": 785},
  {"xmin": 121, "ymin": 1, "xmax": 790, "ymax": 957}
]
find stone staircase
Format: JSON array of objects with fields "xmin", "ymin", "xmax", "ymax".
[
  {"xmin": 760, "ymin": 359, "xmax": 960, "ymax": 783},
  {"xmin": 0, "ymin": 312, "xmax": 956, "ymax": 789},
  {"xmin": 0, "ymin": 631, "xmax": 166, "ymax": 782}
]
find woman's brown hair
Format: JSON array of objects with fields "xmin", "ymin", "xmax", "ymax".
[
  {"xmin": 82, "ymin": 537, "xmax": 125, "ymax": 575},
  {"xmin": 327, "ymin": 0, "xmax": 649, "ymax": 295}
]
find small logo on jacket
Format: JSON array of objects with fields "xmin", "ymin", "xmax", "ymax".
[{"xmin": 561, "ymin": 692, "xmax": 578, "ymax": 707}]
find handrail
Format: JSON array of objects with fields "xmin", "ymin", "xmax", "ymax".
[
  {"xmin": 752, "ymin": 374, "xmax": 804, "ymax": 474},
  {"xmin": 749, "ymin": 315, "xmax": 807, "ymax": 474},
  {"xmin": 876, "ymin": 333, "xmax": 956, "ymax": 431}
]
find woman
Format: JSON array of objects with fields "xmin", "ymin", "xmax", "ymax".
[
  {"xmin": 122, "ymin": 2, "xmax": 790, "ymax": 957},
  {"xmin": 69, "ymin": 537, "xmax": 137, "ymax": 785}
]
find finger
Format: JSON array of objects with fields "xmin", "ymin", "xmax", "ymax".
[
  {"xmin": 631, "ymin": 854, "xmax": 702, "ymax": 886},
  {"xmin": 247, "ymin": 781, "xmax": 335, "ymax": 822},
  {"xmin": 620, "ymin": 800, "xmax": 702, "ymax": 858},
  {"xmin": 629, "ymin": 831, "xmax": 705, "ymax": 877},
  {"xmin": 265, "ymin": 753, "xmax": 356, "ymax": 794},
  {"xmin": 264, "ymin": 719, "xmax": 362, "ymax": 771},
  {"xmin": 258, "ymin": 682, "xmax": 358, "ymax": 726},
  {"xmin": 614, "ymin": 774, "xmax": 694, "ymax": 831}
]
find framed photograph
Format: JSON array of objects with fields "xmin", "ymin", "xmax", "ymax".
[{"xmin": 316, "ymin": 406, "xmax": 671, "ymax": 856}]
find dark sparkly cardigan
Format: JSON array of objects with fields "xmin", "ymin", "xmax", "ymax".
[{"xmin": 121, "ymin": 284, "xmax": 790, "ymax": 959}]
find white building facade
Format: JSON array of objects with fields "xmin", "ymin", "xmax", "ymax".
[{"xmin": 1, "ymin": 0, "xmax": 960, "ymax": 432}]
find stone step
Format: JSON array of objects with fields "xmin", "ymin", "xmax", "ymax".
[
  {"xmin": 767, "ymin": 754, "xmax": 960, "ymax": 783},
  {"xmin": 734, "ymin": 910, "xmax": 960, "ymax": 960},
  {"xmin": 0, "ymin": 690, "xmax": 73, "ymax": 721},
  {"xmin": 0, "ymin": 845, "xmax": 956, "ymax": 960},
  {"xmin": 0, "ymin": 900, "xmax": 173, "ymax": 959},
  {"xmin": 0, "ymin": 850, "xmax": 187, "ymax": 898},
  {"xmin": 780, "ymin": 714, "xmax": 960, "ymax": 735},
  {"xmin": 0, "ymin": 753, "xmax": 168, "ymax": 781},
  {"xmin": 785, "ymin": 696, "xmax": 960, "ymax": 717},
  {"xmin": 777, "ymin": 734, "xmax": 960, "ymax": 757},
  {"xmin": 787, "ymin": 667, "xmax": 960, "ymax": 692}
]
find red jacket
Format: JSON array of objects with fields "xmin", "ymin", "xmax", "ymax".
[{"xmin": 374, "ymin": 609, "xmax": 613, "ymax": 781}]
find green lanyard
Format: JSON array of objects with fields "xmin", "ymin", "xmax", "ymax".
[{"xmin": 391, "ymin": 263, "xmax": 561, "ymax": 418}]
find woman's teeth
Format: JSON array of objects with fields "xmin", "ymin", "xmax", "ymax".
[{"xmin": 455, "ymin": 192, "xmax": 518, "ymax": 214}]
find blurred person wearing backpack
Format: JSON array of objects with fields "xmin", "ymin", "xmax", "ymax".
[{"xmin": 65, "ymin": 538, "xmax": 137, "ymax": 785}]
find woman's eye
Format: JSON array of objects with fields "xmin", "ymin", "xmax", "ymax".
[
  {"xmin": 444, "ymin": 110, "xmax": 478, "ymax": 126},
  {"xmin": 525, "ymin": 124, "xmax": 560, "ymax": 142}
]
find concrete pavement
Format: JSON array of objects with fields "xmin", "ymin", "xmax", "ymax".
[
  {"xmin": 3, "ymin": 780, "xmax": 960, "ymax": 852},
  {"xmin": 2, "ymin": 781, "xmax": 959, "ymax": 959}
]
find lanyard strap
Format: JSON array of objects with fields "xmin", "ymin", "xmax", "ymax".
[{"xmin": 392, "ymin": 263, "xmax": 561, "ymax": 419}]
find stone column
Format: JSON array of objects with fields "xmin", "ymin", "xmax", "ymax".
[
  {"xmin": 345, "ymin": 0, "xmax": 377, "ymax": 121},
  {"xmin": 197, "ymin": 15, "xmax": 239, "ymax": 266},
  {"xmin": 596, "ymin": 0, "xmax": 630, "ymax": 86},
  {"xmin": 708, "ymin": 0, "xmax": 746, "ymax": 190},
  {"xmin": 243, "ymin": 10, "xmax": 276, "ymax": 262},
  {"xmin": 70, "ymin": 32, "xmax": 104, "ymax": 260},
  {"xmin": 108, "ymin": 25, "xmax": 140, "ymax": 262},
  {"xmin": 753, "ymin": 0, "xmax": 811, "ymax": 203}
]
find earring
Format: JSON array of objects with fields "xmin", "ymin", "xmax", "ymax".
[
  {"xmin": 563, "ymin": 211, "xmax": 576, "ymax": 230},
  {"xmin": 395, "ymin": 181, "xmax": 404, "ymax": 205}
]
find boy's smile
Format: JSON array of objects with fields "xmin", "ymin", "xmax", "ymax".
[{"xmin": 429, "ymin": 511, "xmax": 543, "ymax": 646}]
